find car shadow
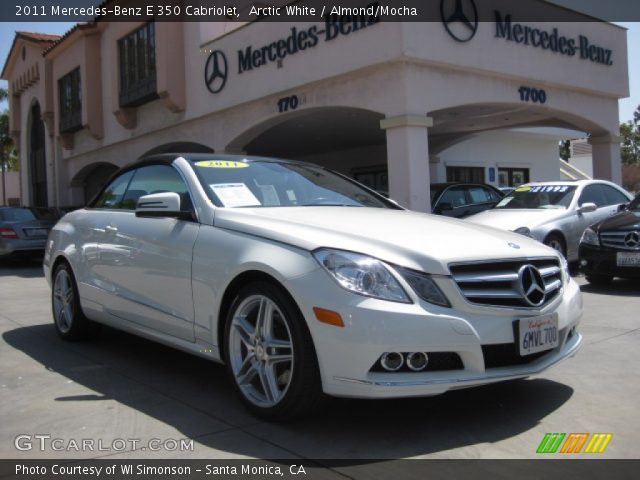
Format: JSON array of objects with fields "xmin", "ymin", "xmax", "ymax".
[
  {"xmin": 3, "ymin": 324, "xmax": 574, "ymax": 460},
  {"xmin": 579, "ymin": 278, "xmax": 639, "ymax": 297},
  {"xmin": 0, "ymin": 258, "xmax": 44, "ymax": 278}
]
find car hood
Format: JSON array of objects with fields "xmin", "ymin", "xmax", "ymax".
[
  {"xmin": 592, "ymin": 211, "xmax": 640, "ymax": 232},
  {"xmin": 213, "ymin": 207, "xmax": 558, "ymax": 275},
  {"xmin": 466, "ymin": 208, "xmax": 567, "ymax": 231}
]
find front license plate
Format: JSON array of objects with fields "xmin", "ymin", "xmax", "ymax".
[
  {"xmin": 517, "ymin": 314, "xmax": 559, "ymax": 356},
  {"xmin": 25, "ymin": 228, "xmax": 48, "ymax": 237},
  {"xmin": 617, "ymin": 252, "xmax": 640, "ymax": 267}
]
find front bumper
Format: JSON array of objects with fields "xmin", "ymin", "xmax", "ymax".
[
  {"xmin": 580, "ymin": 244, "xmax": 640, "ymax": 278},
  {"xmin": 285, "ymin": 268, "xmax": 583, "ymax": 399}
]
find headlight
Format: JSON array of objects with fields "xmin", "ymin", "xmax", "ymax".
[
  {"xmin": 580, "ymin": 228, "xmax": 599, "ymax": 247},
  {"xmin": 396, "ymin": 267, "xmax": 451, "ymax": 307},
  {"xmin": 513, "ymin": 227, "xmax": 531, "ymax": 237},
  {"xmin": 313, "ymin": 249, "xmax": 410, "ymax": 303}
]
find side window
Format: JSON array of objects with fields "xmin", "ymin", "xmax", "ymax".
[
  {"xmin": 578, "ymin": 185, "xmax": 606, "ymax": 207},
  {"xmin": 468, "ymin": 187, "xmax": 492, "ymax": 204},
  {"xmin": 94, "ymin": 171, "xmax": 134, "ymax": 209},
  {"xmin": 486, "ymin": 188, "xmax": 502, "ymax": 202},
  {"xmin": 438, "ymin": 187, "xmax": 468, "ymax": 207},
  {"xmin": 601, "ymin": 186, "xmax": 629, "ymax": 206},
  {"xmin": 121, "ymin": 165, "xmax": 190, "ymax": 211}
]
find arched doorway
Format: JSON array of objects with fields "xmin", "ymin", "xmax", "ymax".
[
  {"xmin": 138, "ymin": 142, "xmax": 214, "ymax": 159},
  {"xmin": 226, "ymin": 107, "xmax": 387, "ymax": 191},
  {"xmin": 29, "ymin": 102, "xmax": 47, "ymax": 206},
  {"xmin": 70, "ymin": 162, "xmax": 119, "ymax": 205}
]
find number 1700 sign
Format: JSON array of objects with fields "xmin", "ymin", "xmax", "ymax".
[{"xmin": 518, "ymin": 86, "xmax": 547, "ymax": 104}]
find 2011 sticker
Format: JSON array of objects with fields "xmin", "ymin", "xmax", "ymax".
[{"xmin": 195, "ymin": 160, "xmax": 250, "ymax": 168}]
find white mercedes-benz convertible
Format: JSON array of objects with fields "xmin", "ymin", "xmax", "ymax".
[{"xmin": 44, "ymin": 154, "xmax": 582, "ymax": 420}]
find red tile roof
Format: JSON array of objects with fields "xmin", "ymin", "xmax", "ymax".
[{"xmin": 15, "ymin": 31, "xmax": 62, "ymax": 44}]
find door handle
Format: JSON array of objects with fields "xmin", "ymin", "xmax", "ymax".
[{"xmin": 105, "ymin": 225, "xmax": 118, "ymax": 233}]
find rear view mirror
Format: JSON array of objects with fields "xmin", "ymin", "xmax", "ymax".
[
  {"xmin": 578, "ymin": 202, "xmax": 597, "ymax": 214},
  {"xmin": 136, "ymin": 192, "xmax": 193, "ymax": 220}
]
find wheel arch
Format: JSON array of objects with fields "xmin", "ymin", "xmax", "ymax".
[{"xmin": 216, "ymin": 270, "xmax": 307, "ymax": 359}]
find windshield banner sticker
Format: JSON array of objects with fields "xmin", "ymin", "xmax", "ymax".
[{"xmin": 196, "ymin": 160, "xmax": 250, "ymax": 168}]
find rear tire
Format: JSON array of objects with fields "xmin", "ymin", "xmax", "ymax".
[
  {"xmin": 51, "ymin": 262, "xmax": 97, "ymax": 341},
  {"xmin": 585, "ymin": 274, "xmax": 613, "ymax": 286},
  {"xmin": 223, "ymin": 281, "xmax": 326, "ymax": 421},
  {"xmin": 544, "ymin": 233, "xmax": 567, "ymax": 258}
]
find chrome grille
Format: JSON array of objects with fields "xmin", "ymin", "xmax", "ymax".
[
  {"xmin": 449, "ymin": 258, "xmax": 563, "ymax": 308},
  {"xmin": 600, "ymin": 231, "xmax": 640, "ymax": 251}
]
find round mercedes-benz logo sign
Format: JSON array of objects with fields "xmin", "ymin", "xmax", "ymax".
[
  {"xmin": 624, "ymin": 231, "xmax": 640, "ymax": 248},
  {"xmin": 440, "ymin": 0, "xmax": 479, "ymax": 43},
  {"xmin": 205, "ymin": 50, "xmax": 228, "ymax": 94},
  {"xmin": 518, "ymin": 264, "xmax": 546, "ymax": 307}
]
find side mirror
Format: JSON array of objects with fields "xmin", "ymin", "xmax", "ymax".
[
  {"xmin": 578, "ymin": 202, "xmax": 597, "ymax": 214},
  {"xmin": 136, "ymin": 192, "xmax": 192, "ymax": 220},
  {"xmin": 434, "ymin": 202, "xmax": 453, "ymax": 214},
  {"xmin": 617, "ymin": 203, "xmax": 629, "ymax": 212}
]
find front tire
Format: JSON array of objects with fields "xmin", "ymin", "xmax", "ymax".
[
  {"xmin": 544, "ymin": 233, "xmax": 567, "ymax": 258},
  {"xmin": 223, "ymin": 281, "xmax": 325, "ymax": 420},
  {"xmin": 52, "ymin": 262, "xmax": 96, "ymax": 341}
]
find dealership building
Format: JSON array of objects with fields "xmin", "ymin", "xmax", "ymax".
[{"xmin": 0, "ymin": 0, "xmax": 630, "ymax": 211}]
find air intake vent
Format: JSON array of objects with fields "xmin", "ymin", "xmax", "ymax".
[{"xmin": 449, "ymin": 258, "xmax": 562, "ymax": 309}]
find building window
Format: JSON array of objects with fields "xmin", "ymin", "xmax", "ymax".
[
  {"xmin": 498, "ymin": 168, "xmax": 530, "ymax": 187},
  {"xmin": 446, "ymin": 166, "xmax": 485, "ymax": 183},
  {"xmin": 118, "ymin": 22, "xmax": 157, "ymax": 108},
  {"xmin": 58, "ymin": 68, "xmax": 82, "ymax": 133}
]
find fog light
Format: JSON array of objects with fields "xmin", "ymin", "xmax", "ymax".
[
  {"xmin": 380, "ymin": 352, "xmax": 404, "ymax": 371},
  {"xmin": 406, "ymin": 352, "xmax": 429, "ymax": 371}
]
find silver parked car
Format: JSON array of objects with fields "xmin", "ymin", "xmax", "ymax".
[
  {"xmin": 0, "ymin": 207, "xmax": 59, "ymax": 259},
  {"xmin": 466, "ymin": 180, "xmax": 633, "ymax": 261}
]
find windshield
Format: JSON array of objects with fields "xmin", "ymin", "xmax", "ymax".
[
  {"xmin": 191, "ymin": 159, "xmax": 394, "ymax": 209},
  {"xmin": 494, "ymin": 185, "xmax": 577, "ymax": 210},
  {"xmin": 0, "ymin": 208, "xmax": 37, "ymax": 221}
]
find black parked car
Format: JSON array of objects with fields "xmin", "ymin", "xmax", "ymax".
[
  {"xmin": 579, "ymin": 193, "xmax": 640, "ymax": 285},
  {"xmin": 430, "ymin": 183, "xmax": 504, "ymax": 218}
]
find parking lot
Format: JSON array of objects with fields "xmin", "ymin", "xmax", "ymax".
[{"xmin": 0, "ymin": 258, "xmax": 638, "ymax": 461}]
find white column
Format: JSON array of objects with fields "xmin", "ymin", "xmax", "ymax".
[
  {"xmin": 589, "ymin": 134, "xmax": 622, "ymax": 185},
  {"xmin": 380, "ymin": 115, "xmax": 433, "ymax": 212}
]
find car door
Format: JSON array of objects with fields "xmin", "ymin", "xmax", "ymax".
[
  {"xmin": 465, "ymin": 186, "xmax": 501, "ymax": 216},
  {"xmin": 98, "ymin": 164, "xmax": 199, "ymax": 341},
  {"xmin": 433, "ymin": 186, "xmax": 471, "ymax": 217},
  {"xmin": 76, "ymin": 170, "xmax": 135, "ymax": 310}
]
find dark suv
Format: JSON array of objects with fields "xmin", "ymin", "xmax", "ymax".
[{"xmin": 579, "ymin": 193, "xmax": 640, "ymax": 285}]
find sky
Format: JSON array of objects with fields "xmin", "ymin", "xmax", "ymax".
[{"xmin": 0, "ymin": 20, "xmax": 638, "ymax": 124}]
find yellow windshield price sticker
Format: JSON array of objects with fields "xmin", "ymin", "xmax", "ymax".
[
  {"xmin": 515, "ymin": 186, "xmax": 532, "ymax": 192},
  {"xmin": 195, "ymin": 160, "xmax": 250, "ymax": 168}
]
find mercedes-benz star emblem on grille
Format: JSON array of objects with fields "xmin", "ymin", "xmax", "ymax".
[
  {"xmin": 440, "ymin": 0, "xmax": 479, "ymax": 43},
  {"xmin": 624, "ymin": 231, "xmax": 640, "ymax": 248},
  {"xmin": 518, "ymin": 264, "xmax": 546, "ymax": 307},
  {"xmin": 205, "ymin": 50, "xmax": 228, "ymax": 94}
]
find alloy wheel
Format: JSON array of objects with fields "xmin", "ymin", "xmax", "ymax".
[
  {"xmin": 228, "ymin": 295, "xmax": 294, "ymax": 408},
  {"xmin": 53, "ymin": 269, "xmax": 74, "ymax": 333}
]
